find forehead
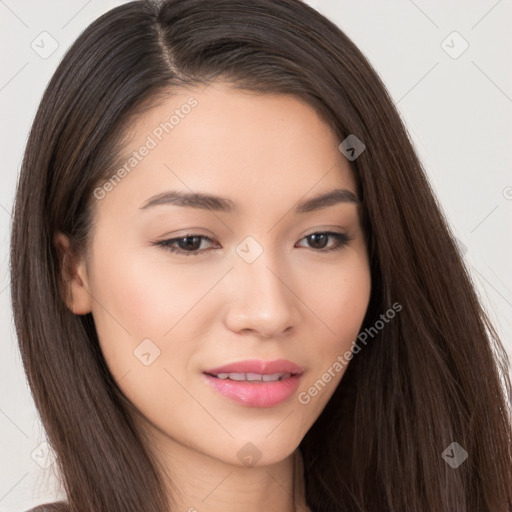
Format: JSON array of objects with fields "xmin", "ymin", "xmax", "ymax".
[{"xmin": 94, "ymin": 82, "xmax": 357, "ymax": 219}]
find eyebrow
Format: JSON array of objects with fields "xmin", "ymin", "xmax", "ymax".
[{"xmin": 139, "ymin": 188, "xmax": 361, "ymax": 214}]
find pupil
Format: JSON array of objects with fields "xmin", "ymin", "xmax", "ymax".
[
  {"xmin": 179, "ymin": 236, "xmax": 201, "ymax": 251},
  {"xmin": 309, "ymin": 233, "xmax": 327, "ymax": 249}
]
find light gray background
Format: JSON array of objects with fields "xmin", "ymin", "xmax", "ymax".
[{"xmin": 1, "ymin": 1, "xmax": 511, "ymax": 510}]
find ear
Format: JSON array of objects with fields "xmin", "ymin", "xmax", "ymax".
[{"xmin": 53, "ymin": 231, "xmax": 93, "ymax": 315}]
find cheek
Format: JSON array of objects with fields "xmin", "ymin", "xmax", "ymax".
[
  {"xmin": 301, "ymin": 250, "xmax": 371, "ymax": 345},
  {"xmin": 89, "ymin": 248, "xmax": 225, "ymax": 377},
  {"xmin": 335, "ymin": 266, "xmax": 371, "ymax": 342},
  {"xmin": 300, "ymin": 249, "xmax": 370, "ymax": 381},
  {"xmin": 85, "ymin": 248, "xmax": 172, "ymax": 378},
  {"xmin": 95, "ymin": 249, "xmax": 220, "ymax": 337},
  {"xmin": 294, "ymin": 255, "xmax": 370, "ymax": 413}
]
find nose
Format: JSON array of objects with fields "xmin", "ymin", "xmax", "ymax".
[{"xmin": 223, "ymin": 248, "xmax": 300, "ymax": 339}]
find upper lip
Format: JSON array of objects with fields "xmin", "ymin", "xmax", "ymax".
[{"xmin": 204, "ymin": 359, "xmax": 304, "ymax": 376}]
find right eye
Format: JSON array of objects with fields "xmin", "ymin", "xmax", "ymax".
[{"xmin": 153, "ymin": 235, "xmax": 219, "ymax": 256}]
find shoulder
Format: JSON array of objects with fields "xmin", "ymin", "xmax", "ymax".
[{"xmin": 25, "ymin": 501, "xmax": 69, "ymax": 512}]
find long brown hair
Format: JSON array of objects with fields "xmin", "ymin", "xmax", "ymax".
[{"xmin": 11, "ymin": 1, "xmax": 512, "ymax": 511}]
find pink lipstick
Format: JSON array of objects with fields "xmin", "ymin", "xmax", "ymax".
[{"xmin": 203, "ymin": 359, "xmax": 303, "ymax": 407}]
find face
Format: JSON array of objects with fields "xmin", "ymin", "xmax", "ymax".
[{"xmin": 56, "ymin": 82, "xmax": 371, "ymax": 470}]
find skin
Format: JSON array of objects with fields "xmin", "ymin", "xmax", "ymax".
[{"xmin": 55, "ymin": 82, "xmax": 371, "ymax": 512}]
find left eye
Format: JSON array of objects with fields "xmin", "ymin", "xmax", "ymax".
[
  {"xmin": 296, "ymin": 231, "xmax": 353, "ymax": 252},
  {"xmin": 154, "ymin": 231, "xmax": 353, "ymax": 256}
]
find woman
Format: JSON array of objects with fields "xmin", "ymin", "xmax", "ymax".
[{"xmin": 10, "ymin": 0, "xmax": 512, "ymax": 511}]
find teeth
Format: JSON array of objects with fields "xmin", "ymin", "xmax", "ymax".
[
  {"xmin": 263, "ymin": 373, "xmax": 291, "ymax": 382},
  {"xmin": 213, "ymin": 372, "xmax": 291, "ymax": 382},
  {"xmin": 227, "ymin": 373, "xmax": 246, "ymax": 381}
]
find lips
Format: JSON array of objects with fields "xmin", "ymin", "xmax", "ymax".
[
  {"xmin": 203, "ymin": 359, "xmax": 304, "ymax": 407},
  {"xmin": 204, "ymin": 359, "xmax": 304, "ymax": 377}
]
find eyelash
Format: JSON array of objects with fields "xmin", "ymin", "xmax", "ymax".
[{"xmin": 153, "ymin": 231, "xmax": 354, "ymax": 256}]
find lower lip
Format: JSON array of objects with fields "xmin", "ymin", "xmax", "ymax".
[{"xmin": 202, "ymin": 373, "xmax": 302, "ymax": 407}]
